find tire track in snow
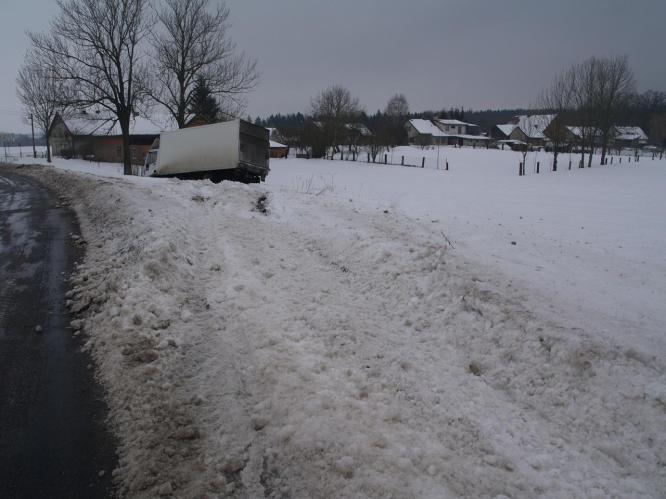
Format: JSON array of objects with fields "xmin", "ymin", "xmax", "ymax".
[{"xmin": 182, "ymin": 192, "xmax": 665, "ymax": 498}]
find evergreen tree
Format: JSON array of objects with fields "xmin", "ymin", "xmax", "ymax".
[{"xmin": 188, "ymin": 77, "xmax": 221, "ymax": 124}]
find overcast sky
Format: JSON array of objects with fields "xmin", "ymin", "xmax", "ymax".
[{"xmin": 2, "ymin": 0, "xmax": 665, "ymax": 133}]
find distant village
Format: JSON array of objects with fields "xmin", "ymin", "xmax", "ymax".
[
  {"xmin": 35, "ymin": 110, "xmax": 654, "ymax": 169},
  {"xmin": 405, "ymin": 115, "xmax": 648, "ymax": 151}
]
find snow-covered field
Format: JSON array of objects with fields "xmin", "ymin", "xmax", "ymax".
[
  {"xmin": 269, "ymin": 148, "xmax": 666, "ymax": 356},
  {"xmin": 1, "ymin": 145, "xmax": 48, "ymax": 161},
  {"xmin": 4, "ymin": 148, "xmax": 665, "ymax": 498}
]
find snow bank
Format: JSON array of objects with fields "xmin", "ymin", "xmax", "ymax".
[{"xmin": 6, "ymin": 152, "xmax": 666, "ymax": 497}]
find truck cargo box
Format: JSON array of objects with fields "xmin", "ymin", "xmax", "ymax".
[{"xmin": 144, "ymin": 119, "xmax": 269, "ymax": 182}]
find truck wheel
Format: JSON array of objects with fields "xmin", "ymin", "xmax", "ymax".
[{"xmin": 209, "ymin": 172, "xmax": 224, "ymax": 184}]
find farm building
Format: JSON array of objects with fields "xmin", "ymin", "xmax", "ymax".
[
  {"xmin": 405, "ymin": 119, "xmax": 449, "ymax": 146},
  {"xmin": 612, "ymin": 126, "xmax": 648, "ymax": 148},
  {"xmin": 507, "ymin": 114, "xmax": 557, "ymax": 147},
  {"xmin": 49, "ymin": 112, "xmax": 169, "ymax": 165},
  {"xmin": 270, "ymin": 140, "xmax": 289, "ymax": 158},
  {"xmin": 434, "ymin": 119, "xmax": 481, "ymax": 136},
  {"xmin": 561, "ymin": 126, "xmax": 602, "ymax": 148},
  {"xmin": 491, "ymin": 124, "xmax": 517, "ymax": 140},
  {"xmin": 405, "ymin": 119, "xmax": 492, "ymax": 147}
]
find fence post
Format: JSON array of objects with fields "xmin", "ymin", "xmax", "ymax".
[
  {"xmin": 446, "ymin": 160, "xmax": 449, "ymax": 171},
  {"xmin": 384, "ymin": 154, "xmax": 387, "ymax": 164},
  {"xmin": 421, "ymin": 157, "xmax": 425, "ymax": 168},
  {"xmin": 367, "ymin": 153, "xmax": 370, "ymax": 163},
  {"xmin": 569, "ymin": 160, "xmax": 572, "ymax": 170},
  {"xmin": 401, "ymin": 155, "xmax": 404, "ymax": 166},
  {"xmin": 629, "ymin": 156, "xmax": 631, "ymax": 163},
  {"xmin": 619, "ymin": 157, "xmax": 622, "ymax": 163},
  {"xmin": 536, "ymin": 161, "xmax": 540, "ymax": 174},
  {"xmin": 519, "ymin": 162, "xmax": 522, "ymax": 176},
  {"xmin": 611, "ymin": 156, "xmax": 613, "ymax": 165}
]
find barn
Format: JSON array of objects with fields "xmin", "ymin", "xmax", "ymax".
[
  {"xmin": 49, "ymin": 112, "xmax": 169, "ymax": 166},
  {"xmin": 270, "ymin": 140, "xmax": 289, "ymax": 158}
]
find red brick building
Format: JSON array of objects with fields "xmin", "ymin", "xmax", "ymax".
[{"xmin": 49, "ymin": 113, "xmax": 169, "ymax": 166}]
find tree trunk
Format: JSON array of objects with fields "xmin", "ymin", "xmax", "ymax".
[
  {"xmin": 553, "ymin": 150, "xmax": 558, "ymax": 172},
  {"xmin": 119, "ymin": 115, "xmax": 132, "ymax": 175},
  {"xmin": 46, "ymin": 133, "xmax": 52, "ymax": 163},
  {"xmin": 600, "ymin": 130, "xmax": 610, "ymax": 165},
  {"xmin": 588, "ymin": 147, "xmax": 593, "ymax": 167}
]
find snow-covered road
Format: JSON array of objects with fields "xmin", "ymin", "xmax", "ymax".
[{"xmin": 8, "ymin": 160, "xmax": 664, "ymax": 498}]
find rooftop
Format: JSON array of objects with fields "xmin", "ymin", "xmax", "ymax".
[
  {"xmin": 513, "ymin": 114, "xmax": 556, "ymax": 139},
  {"xmin": 436, "ymin": 119, "xmax": 478, "ymax": 127},
  {"xmin": 407, "ymin": 119, "xmax": 449, "ymax": 137},
  {"xmin": 61, "ymin": 112, "xmax": 173, "ymax": 136},
  {"xmin": 614, "ymin": 126, "xmax": 648, "ymax": 141}
]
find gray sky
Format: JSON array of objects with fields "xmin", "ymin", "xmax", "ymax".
[{"xmin": 2, "ymin": 0, "xmax": 665, "ymax": 133}]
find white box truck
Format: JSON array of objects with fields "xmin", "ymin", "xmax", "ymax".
[{"xmin": 143, "ymin": 119, "xmax": 270, "ymax": 183}]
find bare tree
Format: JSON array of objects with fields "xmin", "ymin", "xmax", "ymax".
[
  {"xmin": 310, "ymin": 85, "xmax": 362, "ymax": 154},
  {"xmin": 566, "ymin": 56, "xmax": 635, "ymax": 167},
  {"xmin": 591, "ymin": 56, "xmax": 635, "ymax": 164},
  {"xmin": 540, "ymin": 70, "xmax": 575, "ymax": 171},
  {"xmin": 569, "ymin": 59, "xmax": 599, "ymax": 168},
  {"xmin": 386, "ymin": 94, "xmax": 409, "ymax": 119},
  {"xmin": 29, "ymin": 0, "xmax": 150, "ymax": 175},
  {"xmin": 150, "ymin": 0, "xmax": 258, "ymax": 128},
  {"xmin": 16, "ymin": 59, "xmax": 72, "ymax": 163}
]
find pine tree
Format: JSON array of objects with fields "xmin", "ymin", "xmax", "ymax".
[{"xmin": 188, "ymin": 77, "xmax": 221, "ymax": 124}]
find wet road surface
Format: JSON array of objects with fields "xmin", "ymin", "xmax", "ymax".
[{"xmin": 0, "ymin": 169, "xmax": 116, "ymax": 498}]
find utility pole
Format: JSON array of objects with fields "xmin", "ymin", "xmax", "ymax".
[{"xmin": 30, "ymin": 114, "xmax": 37, "ymax": 158}]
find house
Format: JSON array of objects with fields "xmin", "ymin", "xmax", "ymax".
[
  {"xmin": 562, "ymin": 125, "xmax": 646, "ymax": 150},
  {"xmin": 269, "ymin": 140, "xmax": 289, "ymax": 158},
  {"xmin": 612, "ymin": 126, "xmax": 648, "ymax": 149},
  {"xmin": 49, "ymin": 112, "xmax": 169, "ymax": 165},
  {"xmin": 184, "ymin": 114, "xmax": 211, "ymax": 128},
  {"xmin": 405, "ymin": 119, "xmax": 449, "ymax": 146},
  {"xmin": 560, "ymin": 126, "xmax": 602, "ymax": 148},
  {"xmin": 434, "ymin": 119, "xmax": 480, "ymax": 136},
  {"xmin": 405, "ymin": 118, "xmax": 492, "ymax": 147},
  {"xmin": 491, "ymin": 124, "xmax": 517, "ymax": 140},
  {"xmin": 507, "ymin": 114, "xmax": 557, "ymax": 147}
]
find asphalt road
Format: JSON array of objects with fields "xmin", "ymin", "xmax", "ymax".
[{"xmin": 0, "ymin": 169, "xmax": 116, "ymax": 498}]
